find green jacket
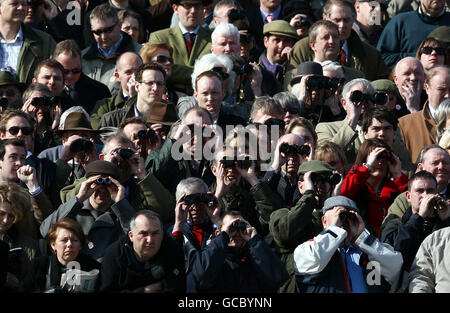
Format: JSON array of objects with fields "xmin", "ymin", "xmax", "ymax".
[
  {"xmin": 98, "ymin": 97, "xmax": 136, "ymax": 129},
  {"xmin": 269, "ymin": 190, "xmax": 323, "ymax": 293},
  {"xmin": 91, "ymin": 92, "xmax": 127, "ymax": 130},
  {"xmin": 17, "ymin": 24, "xmax": 57, "ymax": 85},
  {"xmin": 59, "ymin": 171, "xmax": 176, "ymax": 224},
  {"xmin": 149, "ymin": 26, "xmax": 212, "ymax": 95},
  {"xmin": 284, "ymin": 30, "xmax": 389, "ymax": 90}
]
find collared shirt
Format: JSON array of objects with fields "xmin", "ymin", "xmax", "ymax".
[
  {"xmin": 260, "ymin": 51, "xmax": 284, "ymax": 78},
  {"xmin": 178, "ymin": 23, "xmax": 200, "ymax": 36},
  {"xmin": 98, "ymin": 34, "xmax": 124, "ymax": 58},
  {"xmin": 341, "ymin": 41, "xmax": 349, "ymax": 64},
  {"xmin": 338, "ymin": 244, "xmax": 368, "ymax": 293},
  {"xmin": 429, "ymin": 102, "xmax": 438, "ymax": 121},
  {"xmin": 260, "ymin": 5, "xmax": 281, "ymax": 24},
  {"xmin": 133, "ymin": 103, "xmax": 141, "ymax": 117},
  {"xmin": 0, "ymin": 27, "xmax": 24, "ymax": 76}
]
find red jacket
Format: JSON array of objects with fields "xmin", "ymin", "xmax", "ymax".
[{"xmin": 340, "ymin": 165, "xmax": 408, "ymax": 237}]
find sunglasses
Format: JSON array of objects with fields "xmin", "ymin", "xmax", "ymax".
[
  {"xmin": 7, "ymin": 126, "xmax": 33, "ymax": 136},
  {"xmin": 420, "ymin": 47, "xmax": 446, "ymax": 56},
  {"xmin": 211, "ymin": 66, "xmax": 229, "ymax": 80},
  {"xmin": 63, "ymin": 68, "xmax": 82, "ymax": 75},
  {"xmin": 152, "ymin": 55, "xmax": 174, "ymax": 64},
  {"xmin": 91, "ymin": 23, "xmax": 117, "ymax": 36}
]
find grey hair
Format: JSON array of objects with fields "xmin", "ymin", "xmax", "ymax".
[
  {"xmin": 213, "ymin": 0, "xmax": 242, "ymax": 18},
  {"xmin": 322, "ymin": 61, "xmax": 344, "ymax": 78},
  {"xmin": 211, "ymin": 22, "xmax": 240, "ymax": 45},
  {"xmin": 416, "ymin": 144, "xmax": 448, "ymax": 164},
  {"xmin": 191, "ymin": 53, "xmax": 233, "ymax": 92},
  {"xmin": 129, "ymin": 210, "xmax": 162, "ymax": 233},
  {"xmin": 101, "ymin": 133, "xmax": 135, "ymax": 155},
  {"xmin": 175, "ymin": 177, "xmax": 209, "ymax": 201},
  {"xmin": 341, "ymin": 78, "xmax": 375, "ymax": 100},
  {"xmin": 273, "ymin": 91, "xmax": 300, "ymax": 112},
  {"xmin": 435, "ymin": 98, "xmax": 450, "ymax": 142},
  {"xmin": 59, "ymin": 106, "xmax": 90, "ymax": 128}
]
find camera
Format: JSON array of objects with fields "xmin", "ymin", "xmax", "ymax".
[
  {"xmin": 228, "ymin": 9, "xmax": 246, "ymax": 22},
  {"xmin": 0, "ymin": 97, "xmax": 8, "ymax": 108},
  {"xmin": 372, "ymin": 92, "xmax": 388, "ymax": 106},
  {"xmin": 137, "ymin": 128, "xmax": 156, "ymax": 140},
  {"xmin": 279, "ymin": 143, "xmax": 311, "ymax": 156},
  {"xmin": 70, "ymin": 138, "xmax": 93, "ymax": 154},
  {"xmin": 310, "ymin": 172, "xmax": 341, "ymax": 185},
  {"xmin": 378, "ymin": 150, "xmax": 393, "ymax": 161},
  {"xmin": 294, "ymin": 18, "xmax": 313, "ymax": 28},
  {"xmin": 234, "ymin": 62, "xmax": 253, "ymax": 76},
  {"xmin": 95, "ymin": 177, "xmax": 111, "ymax": 185},
  {"xmin": 184, "ymin": 193, "xmax": 215, "ymax": 206},
  {"xmin": 228, "ymin": 220, "xmax": 247, "ymax": 233},
  {"xmin": 116, "ymin": 148, "xmax": 134, "ymax": 159},
  {"xmin": 31, "ymin": 96, "xmax": 53, "ymax": 108},
  {"xmin": 220, "ymin": 156, "xmax": 253, "ymax": 168}
]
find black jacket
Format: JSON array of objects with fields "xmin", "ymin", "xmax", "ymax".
[
  {"xmin": 187, "ymin": 231, "xmax": 289, "ymax": 293},
  {"xmin": 21, "ymin": 252, "xmax": 100, "ymax": 293},
  {"xmin": 381, "ymin": 208, "xmax": 450, "ymax": 271},
  {"xmin": 100, "ymin": 234, "xmax": 186, "ymax": 293},
  {"xmin": 69, "ymin": 73, "xmax": 112, "ymax": 114}
]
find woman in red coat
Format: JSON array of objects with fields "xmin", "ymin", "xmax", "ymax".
[{"xmin": 340, "ymin": 138, "xmax": 408, "ymax": 237}]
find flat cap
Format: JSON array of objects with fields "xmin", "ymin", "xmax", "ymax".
[
  {"xmin": 297, "ymin": 160, "xmax": 334, "ymax": 176},
  {"xmin": 263, "ymin": 20, "xmax": 299, "ymax": 40},
  {"xmin": 85, "ymin": 160, "xmax": 121, "ymax": 181},
  {"xmin": 371, "ymin": 79, "xmax": 398, "ymax": 94},
  {"xmin": 322, "ymin": 196, "xmax": 360, "ymax": 215}
]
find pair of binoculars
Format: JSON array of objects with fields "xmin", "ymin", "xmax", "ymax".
[
  {"xmin": 95, "ymin": 177, "xmax": 111, "ymax": 185},
  {"xmin": 220, "ymin": 156, "xmax": 253, "ymax": 169},
  {"xmin": 350, "ymin": 90, "xmax": 388, "ymax": 106},
  {"xmin": 228, "ymin": 220, "xmax": 247, "ymax": 233},
  {"xmin": 184, "ymin": 193, "xmax": 215, "ymax": 206},
  {"xmin": 280, "ymin": 143, "xmax": 311, "ymax": 156},
  {"xmin": 310, "ymin": 172, "xmax": 341, "ymax": 185}
]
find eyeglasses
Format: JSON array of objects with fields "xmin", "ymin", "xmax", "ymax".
[
  {"xmin": 91, "ymin": 23, "xmax": 117, "ymax": 36},
  {"xmin": 211, "ymin": 66, "xmax": 229, "ymax": 80},
  {"xmin": 152, "ymin": 55, "xmax": 174, "ymax": 64},
  {"xmin": 420, "ymin": 46, "xmax": 446, "ymax": 56},
  {"xmin": 178, "ymin": 2, "xmax": 203, "ymax": 10},
  {"xmin": 63, "ymin": 68, "xmax": 82, "ymax": 75},
  {"xmin": 7, "ymin": 126, "xmax": 33, "ymax": 136},
  {"xmin": 139, "ymin": 80, "xmax": 165, "ymax": 87}
]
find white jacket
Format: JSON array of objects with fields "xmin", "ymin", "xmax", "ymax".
[
  {"xmin": 293, "ymin": 225, "xmax": 403, "ymax": 292},
  {"xmin": 409, "ymin": 227, "xmax": 450, "ymax": 293}
]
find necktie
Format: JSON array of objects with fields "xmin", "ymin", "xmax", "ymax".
[
  {"xmin": 184, "ymin": 32, "xmax": 196, "ymax": 56},
  {"xmin": 266, "ymin": 14, "xmax": 274, "ymax": 23},
  {"xmin": 340, "ymin": 48, "xmax": 347, "ymax": 66}
]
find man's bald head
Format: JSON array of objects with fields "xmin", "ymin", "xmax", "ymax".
[
  {"xmin": 116, "ymin": 52, "xmax": 143, "ymax": 72},
  {"xmin": 115, "ymin": 52, "xmax": 143, "ymax": 95},
  {"xmin": 394, "ymin": 56, "xmax": 425, "ymax": 101}
]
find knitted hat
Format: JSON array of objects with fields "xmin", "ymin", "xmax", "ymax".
[
  {"xmin": 85, "ymin": 160, "xmax": 121, "ymax": 181},
  {"xmin": 297, "ymin": 160, "xmax": 334, "ymax": 176},
  {"xmin": 322, "ymin": 196, "xmax": 360, "ymax": 215}
]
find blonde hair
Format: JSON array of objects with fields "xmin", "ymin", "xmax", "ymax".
[{"xmin": 0, "ymin": 182, "xmax": 33, "ymax": 224}]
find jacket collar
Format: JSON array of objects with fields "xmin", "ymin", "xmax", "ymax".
[{"xmin": 83, "ymin": 32, "xmax": 135, "ymax": 60}]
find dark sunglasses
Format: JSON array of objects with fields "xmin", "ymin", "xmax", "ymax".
[
  {"xmin": 420, "ymin": 46, "xmax": 446, "ymax": 56},
  {"xmin": 152, "ymin": 55, "xmax": 174, "ymax": 64},
  {"xmin": 8, "ymin": 126, "xmax": 33, "ymax": 136},
  {"xmin": 91, "ymin": 23, "xmax": 117, "ymax": 36},
  {"xmin": 63, "ymin": 68, "xmax": 82, "ymax": 75},
  {"xmin": 211, "ymin": 66, "xmax": 229, "ymax": 80}
]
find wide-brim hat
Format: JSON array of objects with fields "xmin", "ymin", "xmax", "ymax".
[
  {"xmin": 290, "ymin": 61, "xmax": 323, "ymax": 86},
  {"xmin": 427, "ymin": 26, "xmax": 450, "ymax": 44},
  {"xmin": 282, "ymin": 0, "xmax": 314, "ymax": 22},
  {"xmin": 147, "ymin": 101, "xmax": 178, "ymax": 126},
  {"xmin": 56, "ymin": 112, "xmax": 100, "ymax": 135},
  {"xmin": 263, "ymin": 20, "xmax": 299, "ymax": 41},
  {"xmin": 322, "ymin": 196, "xmax": 360, "ymax": 215},
  {"xmin": 0, "ymin": 70, "xmax": 26, "ymax": 92}
]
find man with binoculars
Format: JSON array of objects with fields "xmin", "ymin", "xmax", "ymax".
[
  {"xmin": 40, "ymin": 160, "xmax": 135, "ymax": 262},
  {"xmin": 269, "ymin": 160, "xmax": 342, "ymax": 292}
]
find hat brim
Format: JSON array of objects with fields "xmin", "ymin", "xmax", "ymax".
[
  {"xmin": 264, "ymin": 32, "xmax": 299, "ymax": 41},
  {"xmin": 0, "ymin": 82, "xmax": 27, "ymax": 93}
]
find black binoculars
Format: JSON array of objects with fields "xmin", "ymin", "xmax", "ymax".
[
  {"xmin": 184, "ymin": 193, "xmax": 215, "ymax": 206},
  {"xmin": 220, "ymin": 156, "xmax": 253, "ymax": 168},
  {"xmin": 228, "ymin": 9, "xmax": 246, "ymax": 22},
  {"xmin": 350, "ymin": 90, "xmax": 388, "ymax": 106},
  {"xmin": 229, "ymin": 220, "xmax": 247, "ymax": 233},
  {"xmin": 31, "ymin": 96, "xmax": 60, "ymax": 107},
  {"xmin": 137, "ymin": 129, "xmax": 156, "ymax": 140},
  {"xmin": 339, "ymin": 210, "xmax": 358, "ymax": 222},
  {"xmin": 378, "ymin": 150, "xmax": 393, "ymax": 161},
  {"xmin": 306, "ymin": 76, "xmax": 345, "ymax": 89},
  {"xmin": 310, "ymin": 172, "xmax": 341, "ymax": 185},
  {"xmin": 70, "ymin": 138, "xmax": 93, "ymax": 154},
  {"xmin": 280, "ymin": 143, "xmax": 311, "ymax": 156},
  {"xmin": 116, "ymin": 148, "xmax": 134, "ymax": 159}
]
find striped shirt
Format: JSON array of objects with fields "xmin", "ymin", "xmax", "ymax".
[{"xmin": 0, "ymin": 27, "xmax": 24, "ymax": 77}]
